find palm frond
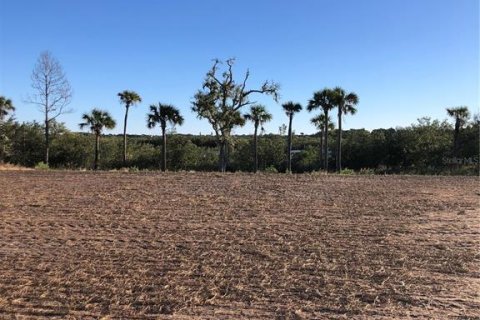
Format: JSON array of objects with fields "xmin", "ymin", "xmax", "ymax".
[
  {"xmin": 118, "ymin": 90, "xmax": 142, "ymax": 107},
  {"xmin": 282, "ymin": 101, "xmax": 302, "ymax": 116},
  {"xmin": 79, "ymin": 108, "xmax": 116, "ymax": 133},
  {"xmin": 0, "ymin": 96, "xmax": 15, "ymax": 120},
  {"xmin": 447, "ymin": 106, "xmax": 470, "ymax": 120},
  {"xmin": 245, "ymin": 104, "xmax": 272, "ymax": 127},
  {"xmin": 147, "ymin": 102, "xmax": 184, "ymax": 129},
  {"xmin": 307, "ymin": 89, "xmax": 335, "ymax": 113}
]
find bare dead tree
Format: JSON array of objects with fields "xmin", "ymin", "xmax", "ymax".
[{"xmin": 27, "ymin": 51, "xmax": 73, "ymax": 165}]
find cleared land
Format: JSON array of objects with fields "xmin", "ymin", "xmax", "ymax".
[{"xmin": 0, "ymin": 171, "xmax": 478, "ymax": 319}]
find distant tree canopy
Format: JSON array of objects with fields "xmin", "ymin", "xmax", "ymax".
[{"xmin": 1, "ymin": 115, "xmax": 477, "ymax": 174}]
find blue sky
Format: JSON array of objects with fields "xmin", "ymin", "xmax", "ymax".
[{"xmin": 0, "ymin": 0, "xmax": 478, "ymax": 135}]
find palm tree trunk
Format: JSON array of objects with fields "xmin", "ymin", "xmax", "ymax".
[
  {"xmin": 337, "ymin": 108, "xmax": 342, "ymax": 172},
  {"xmin": 94, "ymin": 133, "xmax": 100, "ymax": 170},
  {"xmin": 453, "ymin": 119, "xmax": 460, "ymax": 157},
  {"xmin": 287, "ymin": 114, "xmax": 293, "ymax": 173},
  {"xmin": 253, "ymin": 123, "xmax": 258, "ymax": 173},
  {"xmin": 324, "ymin": 110, "xmax": 329, "ymax": 171},
  {"xmin": 123, "ymin": 106, "xmax": 129, "ymax": 167},
  {"xmin": 0, "ymin": 125, "xmax": 6, "ymax": 163},
  {"xmin": 161, "ymin": 125, "xmax": 167, "ymax": 172},
  {"xmin": 319, "ymin": 130, "xmax": 323, "ymax": 170}
]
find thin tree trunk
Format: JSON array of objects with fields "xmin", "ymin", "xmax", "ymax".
[
  {"xmin": 319, "ymin": 130, "xmax": 323, "ymax": 170},
  {"xmin": 161, "ymin": 125, "xmax": 167, "ymax": 172},
  {"xmin": 287, "ymin": 114, "xmax": 293, "ymax": 173},
  {"xmin": 45, "ymin": 117, "xmax": 49, "ymax": 165},
  {"xmin": 22, "ymin": 125, "xmax": 26, "ymax": 165},
  {"xmin": 44, "ymin": 83, "xmax": 49, "ymax": 166},
  {"xmin": 1, "ymin": 137, "xmax": 4, "ymax": 163},
  {"xmin": 324, "ymin": 110, "xmax": 329, "ymax": 171},
  {"xmin": 123, "ymin": 106, "xmax": 129, "ymax": 167},
  {"xmin": 253, "ymin": 123, "xmax": 258, "ymax": 173},
  {"xmin": 94, "ymin": 133, "xmax": 99, "ymax": 170},
  {"xmin": 337, "ymin": 108, "xmax": 342, "ymax": 172},
  {"xmin": 0, "ymin": 125, "xmax": 5, "ymax": 163},
  {"xmin": 453, "ymin": 120, "xmax": 460, "ymax": 157}
]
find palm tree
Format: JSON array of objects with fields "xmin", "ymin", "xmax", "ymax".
[
  {"xmin": 0, "ymin": 96, "xmax": 15, "ymax": 121},
  {"xmin": 79, "ymin": 109, "xmax": 116, "ymax": 170},
  {"xmin": 332, "ymin": 87, "xmax": 359, "ymax": 172},
  {"xmin": 0, "ymin": 96, "xmax": 15, "ymax": 163},
  {"xmin": 446, "ymin": 106, "xmax": 470, "ymax": 157},
  {"xmin": 307, "ymin": 88, "xmax": 335, "ymax": 170},
  {"xmin": 118, "ymin": 90, "xmax": 142, "ymax": 166},
  {"xmin": 244, "ymin": 105, "xmax": 272, "ymax": 173},
  {"xmin": 147, "ymin": 103, "xmax": 184, "ymax": 171},
  {"xmin": 282, "ymin": 102, "xmax": 302, "ymax": 173},
  {"xmin": 311, "ymin": 114, "xmax": 334, "ymax": 169}
]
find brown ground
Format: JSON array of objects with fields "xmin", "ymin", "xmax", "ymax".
[
  {"xmin": 0, "ymin": 163, "xmax": 32, "ymax": 171},
  {"xmin": 0, "ymin": 171, "xmax": 478, "ymax": 319}
]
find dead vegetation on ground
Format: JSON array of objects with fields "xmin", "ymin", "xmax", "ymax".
[
  {"xmin": 0, "ymin": 172, "xmax": 478, "ymax": 319},
  {"xmin": 0, "ymin": 163, "xmax": 32, "ymax": 171}
]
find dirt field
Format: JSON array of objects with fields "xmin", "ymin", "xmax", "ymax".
[{"xmin": 0, "ymin": 171, "xmax": 478, "ymax": 319}]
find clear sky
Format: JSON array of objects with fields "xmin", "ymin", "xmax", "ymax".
[{"xmin": 1, "ymin": 0, "xmax": 478, "ymax": 135}]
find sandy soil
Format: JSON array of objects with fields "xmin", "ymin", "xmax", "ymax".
[
  {"xmin": 0, "ymin": 171, "xmax": 478, "ymax": 319},
  {"xmin": 0, "ymin": 163, "xmax": 32, "ymax": 171}
]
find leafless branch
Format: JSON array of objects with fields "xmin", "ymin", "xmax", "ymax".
[{"xmin": 27, "ymin": 51, "xmax": 73, "ymax": 119}]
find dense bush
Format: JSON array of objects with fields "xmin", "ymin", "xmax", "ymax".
[{"xmin": 0, "ymin": 117, "xmax": 477, "ymax": 174}]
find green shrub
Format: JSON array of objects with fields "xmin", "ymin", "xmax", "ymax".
[
  {"xmin": 35, "ymin": 161, "xmax": 49, "ymax": 170},
  {"xmin": 443, "ymin": 165, "xmax": 479, "ymax": 176},
  {"xmin": 264, "ymin": 165, "xmax": 278, "ymax": 173},
  {"xmin": 339, "ymin": 168, "xmax": 355, "ymax": 175},
  {"xmin": 359, "ymin": 168, "xmax": 375, "ymax": 175}
]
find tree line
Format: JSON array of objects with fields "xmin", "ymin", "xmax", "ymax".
[
  {"xmin": 0, "ymin": 52, "xmax": 478, "ymax": 174},
  {"xmin": 0, "ymin": 116, "xmax": 477, "ymax": 174}
]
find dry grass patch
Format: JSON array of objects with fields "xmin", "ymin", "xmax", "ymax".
[
  {"xmin": 0, "ymin": 163, "xmax": 32, "ymax": 171},
  {"xmin": 0, "ymin": 172, "xmax": 478, "ymax": 319}
]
